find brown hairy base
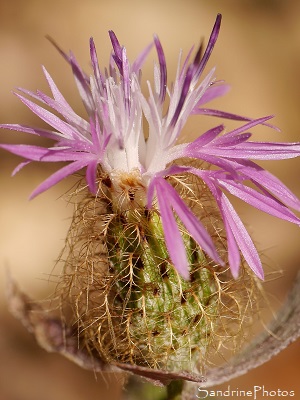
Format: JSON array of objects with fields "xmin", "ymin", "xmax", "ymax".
[{"xmin": 52, "ymin": 170, "xmax": 261, "ymax": 374}]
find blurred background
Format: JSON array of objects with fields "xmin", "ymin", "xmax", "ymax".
[{"xmin": 0, "ymin": 0, "xmax": 299, "ymax": 399}]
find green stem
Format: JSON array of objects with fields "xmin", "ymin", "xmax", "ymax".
[
  {"xmin": 123, "ymin": 378, "xmax": 185, "ymax": 400},
  {"xmin": 166, "ymin": 380, "xmax": 184, "ymax": 400}
]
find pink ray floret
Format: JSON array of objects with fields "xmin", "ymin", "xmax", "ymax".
[{"xmin": 1, "ymin": 14, "xmax": 300, "ymax": 280}]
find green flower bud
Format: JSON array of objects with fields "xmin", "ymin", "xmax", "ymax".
[{"xmin": 57, "ymin": 174, "xmax": 259, "ymax": 374}]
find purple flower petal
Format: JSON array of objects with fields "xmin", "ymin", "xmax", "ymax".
[
  {"xmin": 154, "ymin": 177, "xmax": 223, "ymax": 267},
  {"xmin": 86, "ymin": 160, "xmax": 98, "ymax": 194},
  {"xmin": 219, "ymin": 115, "xmax": 275, "ymax": 137},
  {"xmin": 206, "ymin": 182, "xmax": 241, "ymax": 276},
  {"xmin": 0, "ymin": 144, "xmax": 80, "ymax": 162},
  {"xmin": 196, "ymin": 83, "xmax": 230, "ymax": 106},
  {"xmin": 109, "ymin": 31, "xmax": 123, "ymax": 64},
  {"xmin": 0, "ymin": 123, "xmax": 62, "ymax": 141},
  {"xmin": 193, "ymin": 108, "xmax": 254, "ymax": 120},
  {"xmin": 194, "ymin": 14, "xmax": 222, "ymax": 80},
  {"xmin": 237, "ymin": 160, "xmax": 300, "ymax": 212},
  {"xmin": 14, "ymin": 93, "xmax": 82, "ymax": 140},
  {"xmin": 154, "ymin": 178, "xmax": 190, "ymax": 279},
  {"xmin": 220, "ymin": 192, "xmax": 264, "ymax": 279},
  {"xmin": 29, "ymin": 160, "xmax": 90, "ymax": 199},
  {"xmin": 89, "ymin": 38, "xmax": 105, "ymax": 90},
  {"xmin": 202, "ymin": 142, "xmax": 300, "ymax": 160},
  {"xmin": 218, "ymin": 177, "xmax": 300, "ymax": 225},
  {"xmin": 12, "ymin": 161, "xmax": 31, "ymax": 176},
  {"xmin": 69, "ymin": 54, "xmax": 95, "ymax": 115},
  {"xmin": 132, "ymin": 42, "xmax": 154, "ymax": 73},
  {"xmin": 170, "ymin": 65, "xmax": 194, "ymax": 126},
  {"xmin": 121, "ymin": 47, "xmax": 131, "ymax": 112},
  {"xmin": 201, "ymin": 170, "xmax": 264, "ymax": 278},
  {"xmin": 187, "ymin": 124, "xmax": 224, "ymax": 148},
  {"xmin": 214, "ymin": 133, "xmax": 252, "ymax": 146},
  {"xmin": 42, "ymin": 66, "xmax": 74, "ymax": 112},
  {"xmin": 178, "ymin": 45, "xmax": 195, "ymax": 83},
  {"xmin": 35, "ymin": 89, "xmax": 90, "ymax": 135},
  {"xmin": 154, "ymin": 35, "xmax": 167, "ymax": 103},
  {"xmin": 194, "ymin": 108, "xmax": 280, "ymax": 131}
]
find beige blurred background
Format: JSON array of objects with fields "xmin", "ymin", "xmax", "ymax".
[{"xmin": 0, "ymin": 0, "xmax": 299, "ymax": 399}]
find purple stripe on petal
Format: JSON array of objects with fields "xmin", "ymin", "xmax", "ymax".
[
  {"xmin": 109, "ymin": 31, "xmax": 124, "ymax": 75},
  {"xmin": 192, "ymin": 42, "xmax": 203, "ymax": 69},
  {"xmin": 109, "ymin": 31, "xmax": 123, "ymax": 61},
  {"xmin": 89, "ymin": 38, "xmax": 105, "ymax": 90},
  {"xmin": 112, "ymin": 54, "xmax": 123, "ymax": 75},
  {"xmin": 69, "ymin": 54, "xmax": 95, "ymax": 115},
  {"xmin": 154, "ymin": 35, "xmax": 167, "ymax": 103},
  {"xmin": 194, "ymin": 14, "xmax": 222, "ymax": 80},
  {"xmin": 170, "ymin": 65, "xmax": 194, "ymax": 126}
]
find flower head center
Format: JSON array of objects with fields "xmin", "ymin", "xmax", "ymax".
[{"xmin": 110, "ymin": 168, "xmax": 147, "ymax": 212}]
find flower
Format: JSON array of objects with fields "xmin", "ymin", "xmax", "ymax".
[{"xmin": 1, "ymin": 14, "xmax": 300, "ymax": 280}]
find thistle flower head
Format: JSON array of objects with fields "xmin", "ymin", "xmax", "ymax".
[{"xmin": 1, "ymin": 14, "xmax": 300, "ymax": 281}]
